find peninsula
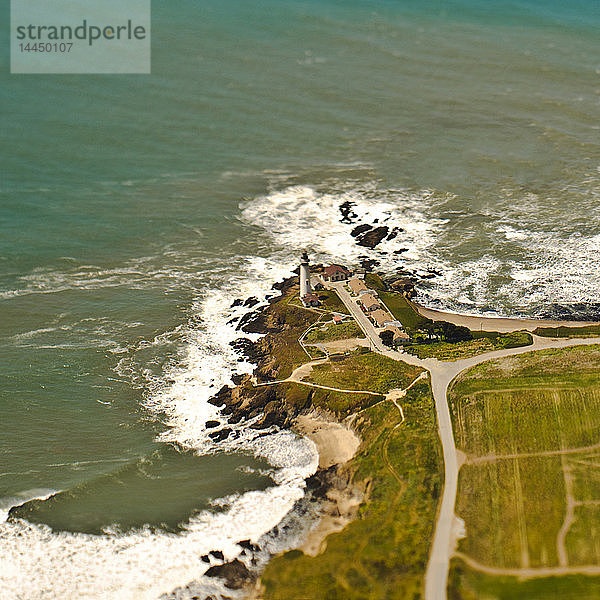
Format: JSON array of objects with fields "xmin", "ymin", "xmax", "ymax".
[{"xmin": 208, "ymin": 253, "xmax": 600, "ymax": 600}]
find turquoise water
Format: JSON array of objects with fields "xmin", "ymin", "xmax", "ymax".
[{"xmin": 1, "ymin": 1, "xmax": 600, "ymax": 597}]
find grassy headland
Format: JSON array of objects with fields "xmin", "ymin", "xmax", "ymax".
[
  {"xmin": 261, "ymin": 380, "xmax": 443, "ymax": 600},
  {"xmin": 534, "ymin": 324, "xmax": 600, "ymax": 338},
  {"xmin": 307, "ymin": 351, "xmax": 423, "ymax": 394},
  {"xmin": 405, "ymin": 331, "xmax": 532, "ymax": 361},
  {"xmin": 303, "ymin": 321, "xmax": 363, "ymax": 344}
]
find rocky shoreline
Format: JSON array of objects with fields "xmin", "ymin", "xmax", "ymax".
[{"xmin": 178, "ymin": 277, "xmax": 363, "ymax": 599}]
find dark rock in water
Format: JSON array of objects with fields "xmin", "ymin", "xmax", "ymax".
[
  {"xmin": 231, "ymin": 374, "xmax": 244, "ymax": 385},
  {"xmin": 236, "ymin": 310, "xmax": 263, "ymax": 333},
  {"xmin": 356, "ymin": 225, "xmax": 389, "ymax": 248},
  {"xmin": 339, "ymin": 200, "xmax": 358, "ymax": 223},
  {"xmin": 205, "ymin": 420, "xmax": 220, "ymax": 429},
  {"xmin": 271, "ymin": 276, "xmax": 296, "ymax": 292},
  {"xmin": 358, "ymin": 257, "xmax": 380, "ymax": 270},
  {"xmin": 205, "ymin": 559, "xmax": 253, "ymax": 590},
  {"xmin": 208, "ymin": 428, "xmax": 233, "ymax": 442},
  {"xmin": 351, "ymin": 223, "xmax": 372, "ymax": 237},
  {"xmin": 230, "ymin": 299, "xmax": 243, "ymax": 308},
  {"xmin": 230, "ymin": 338, "xmax": 266, "ymax": 364},
  {"xmin": 238, "ymin": 539, "xmax": 260, "ymax": 552},
  {"xmin": 393, "ymin": 248, "xmax": 409, "ymax": 255},
  {"xmin": 386, "ymin": 227, "xmax": 403, "ymax": 242},
  {"xmin": 535, "ymin": 303, "xmax": 600, "ymax": 322},
  {"xmin": 209, "ymin": 550, "xmax": 225, "ymax": 561},
  {"xmin": 208, "ymin": 385, "xmax": 230, "ymax": 406},
  {"xmin": 243, "ymin": 297, "xmax": 259, "ymax": 308},
  {"xmin": 200, "ymin": 555, "xmax": 210, "ymax": 563}
]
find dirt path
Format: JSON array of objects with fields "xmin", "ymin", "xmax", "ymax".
[
  {"xmin": 455, "ymin": 551, "xmax": 600, "ymax": 578},
  {"xmin": 253, "ymin": 358, "xmax": 382, "ymax": 395},
  {"xmin": 466, "ymin": 440, "xmax": 600, "ymax": 465}
]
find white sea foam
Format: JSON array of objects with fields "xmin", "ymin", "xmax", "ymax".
[
  {"xmin": 240, "ymin": 184, "xmax": 447, "ymax": 272},
  {"xmin": 241, "ymin": 182, "xmax": 600, "ymax": 317},
  {"xmin": 0, "ymin": 249, "xmax": 318, "ymax": 600},
  {"xmin": 0, "ymin": 489, "xmax": 58, "ymax": 523}
]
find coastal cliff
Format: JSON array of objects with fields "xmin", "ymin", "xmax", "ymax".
[{"xmin": 202, "ymin": 277, "xmax": 442, "ymax": 600}]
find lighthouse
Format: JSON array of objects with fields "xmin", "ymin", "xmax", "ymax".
[{"xmin": 299, "ymin": 251, "xmax": 311, "ymax": 298}]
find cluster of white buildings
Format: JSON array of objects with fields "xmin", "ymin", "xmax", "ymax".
[
  {"xmin": 347, "ymin": 277, "xmax": 410, "ymax": 343},
  {"xmin": 298, "ymin": 252, "xmax": 410, "ymax": 345}
]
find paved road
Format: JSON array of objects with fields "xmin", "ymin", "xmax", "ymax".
[
  {"xmin": 327, "ymin": 282, "xmax": 600, "ymax": 600},
  {"xmin": 329, "ymin": 282, "xmax": 388, "ymax": 352}
]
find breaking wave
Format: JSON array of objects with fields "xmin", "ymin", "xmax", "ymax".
[
  {"xmin": 241, "ymin": 181, "xmax": 600, "ymax": 318},
  {"xmin": 0, "ymin": 253, "xmax": 319, "ymax": 600}
]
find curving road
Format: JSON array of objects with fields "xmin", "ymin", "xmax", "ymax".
[{"xmin": 327, "ymin": 282, "xmax": 600, "ymax": 600}]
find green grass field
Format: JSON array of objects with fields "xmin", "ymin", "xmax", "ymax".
[
  {"xmin": 307, "ymin": 352, "xmax": 424, "ymax": 394},
  {"xmin": 534, "ymin": 324, "xmax": 600, "ymax": 338},
  {"xmin": 316, "ymin": 290, "xmax": 350, "ymax": 314},
  {"xmin": 448, "ymin": 344, "xmax": 600, "ymax": 597},
  {"xmin": 277, "ymin": 381, "xmax": 382, "ymax": 415},
  {"xmin": 405, "ymin": 332, "xmax": 532, "ymax": 361},
  {"xmin": 379, "ymin": 291, "xmax": 430, "ymax": 330},
  {"xmin": 303, "ymin": 321, "xmax": 363, "ymax": 344},
  {"xmin": 449, "ymin": 558, "xmax": 600, "ymax": 600},
  {"xmin": 262, "ymin": 298, "xmax": 317, "ymax": 379},
  {"xmin": 261, "ymin": 380, "xmax": 442, "ymax": 600}
]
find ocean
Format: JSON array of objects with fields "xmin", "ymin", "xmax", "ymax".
[{"xmin": 1, "ymin": 1, "xmax": 599, "ymax": 597}]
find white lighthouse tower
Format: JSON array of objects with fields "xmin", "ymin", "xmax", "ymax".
[{"xmin": 299, "ymin": 251, "xmax": 311, "ymax": 298}]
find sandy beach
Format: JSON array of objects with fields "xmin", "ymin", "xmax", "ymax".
[
  {"xmin": 413, "ymin": 302, "xmax": 600, "ymax": 333},
  {"xmin": 292, "ymin": 412, "xmax": 363, "ymax": 557},
  {"xmin": 294, "ymin": 412, "xmax": 360, "ymax": 469}
]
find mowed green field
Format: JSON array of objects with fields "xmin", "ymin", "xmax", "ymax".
[{"xmin": 449, "ymin": 345, "xmax": 600, "ymax": 599}]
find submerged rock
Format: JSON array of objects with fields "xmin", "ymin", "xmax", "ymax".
[
  {"xmin": 356, "ymin": 225, "xmax": 389, "ymax": 248},
  {"xmin": 208, "ymin": 428, "xmax": 232, "ymax": 442},
  {"xmin": 204, "ymin": 559, "xmax": 253, "ymax": 590},
  {"xmin": 339, "ymin": 201, "xmax": 358, "ymax": 223},
  {"xmin": 238, "ymin": 539, "xmax": 260, "ymax": 552},
  {"xmin": 351, "ymin": 224, "xmax": 372, "ymax": 237},
  {"xmin": 243, "ymin": 297, "xmax": 259, "ymax": 308}
]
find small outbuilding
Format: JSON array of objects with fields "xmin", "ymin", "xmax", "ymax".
[
  {"xmin": 301, "ymin": 293, "xmax": 321, "ymax": 307},
  {"xmin": 323, "ymin": 264, "xmax": 351, "ymax": 282}
]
